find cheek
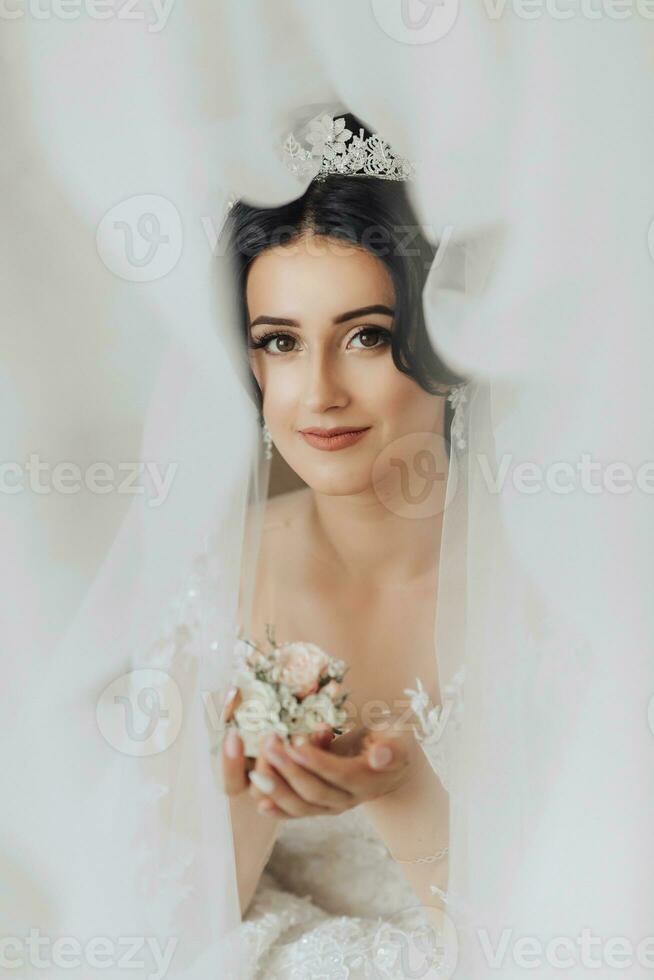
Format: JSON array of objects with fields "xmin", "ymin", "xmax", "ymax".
[
  {"xmin": 248, "ymin": 353, "xmax": 262, "ymax": 390},
  {"xmin": 249, "ymin": 355, "xmax": 276, "ymax": 399},
  {"xmin": 253, "ymin": 352, "xmax": 436, "ymax": 431},
  {"xmin": 369, "ymin": 362, "xmax": 436, "ymax": 430},
  {"xmin": 251, "ymin": 356, "xmax": 300, "ymax": 415}
]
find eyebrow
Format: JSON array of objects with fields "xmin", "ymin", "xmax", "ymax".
[{"xmin": 249, "ymin": 304, "xmax": 395, "ymax": 329}]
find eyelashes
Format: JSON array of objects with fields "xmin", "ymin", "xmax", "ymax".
[
  {"xmin": 247, "ymin": 330, "xmax": 294, "ymax": 354},
  {"xmin": 248, "ymin": 326, "xmax": 393, "ymax": 355}
]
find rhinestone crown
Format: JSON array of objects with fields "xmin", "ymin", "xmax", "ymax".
[{"xmin": 282, "ymin": 112, "xmax": 414, "ymax": 183}]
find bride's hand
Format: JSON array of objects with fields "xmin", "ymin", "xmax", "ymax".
[
  {"xmin": 243, "ymin": 720, "xmax": 414, "ymax": 820},
  {"xmin": 220, "ymin": 706, "xmax": 337, "ymax": 811}
]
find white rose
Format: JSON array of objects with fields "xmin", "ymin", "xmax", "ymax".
[
  {"xmin": 326, "ymin": 658, "xmax": 346, "ymax": 679},
  {"xmin": 321, "ymin": 680, "xmax": 342, "ymax": 700},
  {"xmin": 234, "ymin": 673, "xmax": 283, "ymax": 757},
  {"xmin": 278, "ymin": 683, "xmax": 303, "ymax": 722},
  {"xmin": 297, "ymin": 692, "xmax": 340, "ymax": 732}
]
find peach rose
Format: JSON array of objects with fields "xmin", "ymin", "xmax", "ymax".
[{"xmin": 274, "ymin": 642, "xmax": 330, "ymax": 699}]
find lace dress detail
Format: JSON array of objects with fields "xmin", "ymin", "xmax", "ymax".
[
  {"xmin": 238, "ymin": 806, "xmax": 447, "ymax": 979},
  {"xmin": 404, "ymin": 670, "xmax": 465, "ymax": 795}
]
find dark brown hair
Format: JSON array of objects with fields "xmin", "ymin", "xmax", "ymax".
[{"xmin": 221, "ymin": 112, "xmax": 464, "ymax": 445}]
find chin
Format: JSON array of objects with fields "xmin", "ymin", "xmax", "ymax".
[
  {"xmin": 306, "ymin": 474, "xmax": 372, "ymax": 496},
  {"xmin": 284, "ymin": 451, "xmax": 374, "ymax": 497}
]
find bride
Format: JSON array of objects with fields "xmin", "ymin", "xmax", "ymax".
[{"xmin": 218, "ymin": 111, "xmax": 465, "ymax": 978}]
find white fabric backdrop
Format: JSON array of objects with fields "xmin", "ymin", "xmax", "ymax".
[{"xmin": 2, "ymin": 2, "xmax": 653, "ymax": 977}]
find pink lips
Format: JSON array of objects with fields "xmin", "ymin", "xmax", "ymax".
[{"xmin": 299, "ymin": 427, "xmax": 371, "ymax": 452}]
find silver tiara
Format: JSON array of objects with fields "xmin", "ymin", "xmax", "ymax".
[{"xmin": 282, "ymin": 112, "xmax": 414, "ymax": 183}]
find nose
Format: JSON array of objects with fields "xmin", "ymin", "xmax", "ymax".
[{"xmin": 301, "ymin": 347, "xmax": 349, "ymax": 414}]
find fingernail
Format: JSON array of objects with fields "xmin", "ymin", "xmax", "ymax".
[
  {"xmin": 293, "ymin": 735, "xmax": 306, "ymax": 747},
  {"xmin": 225, "ymin": 729, "xmax": 241, "ymax": 759},
  {"xmin": 369, "ymin": 745, "xmax": 393, "ymax": 770},
  {"xmin": 223, "ymin": 687, "xmax": 241, "ymax": 723},
  {"xmin": 249, "ymin": 771, "xmax": 275, "ymax": 794}
]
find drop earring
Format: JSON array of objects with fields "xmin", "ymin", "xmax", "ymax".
[{"xmin": 262, "ymin": 421, "xmax": 273, "ymax": 460}]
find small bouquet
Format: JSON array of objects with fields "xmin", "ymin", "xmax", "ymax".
[{"xmin": 222, "ymin": 625, "xmax": 350, "ymax": 757}]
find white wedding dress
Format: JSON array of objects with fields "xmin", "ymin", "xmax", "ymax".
[{"xmin": 237, "ymin": 804, "xmax": 438, "ymax": 980}]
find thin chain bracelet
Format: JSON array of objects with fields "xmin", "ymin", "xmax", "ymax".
[{"xmin": 391, "ymin": 845, "xmax": 449, "ymax": 865}]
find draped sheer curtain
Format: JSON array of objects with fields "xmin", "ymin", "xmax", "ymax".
[{"xmin": 2, "ymin": 3, "xmax": 653, "ymax": 977}]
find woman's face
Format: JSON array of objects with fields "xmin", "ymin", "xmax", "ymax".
[{"xmin": 246, "ymin": 232, "xmax": 443, "ymax": 496}]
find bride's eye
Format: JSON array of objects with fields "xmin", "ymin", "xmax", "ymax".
[
  {"xmin": 249, "ymin": 331, "xmax": 298, "ymax": 355},
  {"xmin": 348, "ymin": 327, "xmax": 392, "ymax": 350}
]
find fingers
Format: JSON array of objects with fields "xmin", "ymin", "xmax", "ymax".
[
  {"xmin": 364, "ymin": 731, "xmax": 411, "ymax": 773},
  {"xmin": 305, "ymin": 725, "xmax": 336, "ymax": 750},
  {"xmin": 250, "ymin": 770, "xmax": 287, "ymax": 819},
  {"xmin": 248, "ymin": 748, "xmax": 334, "ymax": 819},
  {"xmin": 284, "ymin": 730, "xmax": 411, "ymax": 799},
  {"xmin": 221, "ymin": 723, "xmax": 395, "ymax": 814},
  {"xmin": 221, "ymin": 728, "xmax": 249, "ymax": 796},
  {"xmin": 261, "ymin": 735, "xmax": 353, "ymax": 811},
  {"xmin": 256, "ymin": 798, "xmax": 287, "ymax": 819},
  {"xmin": 284, "ymin": 738, "xmax": 373, "ymax": 794},
  {"xmin": 220, "ymin": 721, "xmax": 334, "ymax": 809},
  {"xmin": 326, "ymin": 726, "xmax": 368, "ymax": 758}
]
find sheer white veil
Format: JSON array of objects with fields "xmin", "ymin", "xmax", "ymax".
[
  {"xmin": 431, "ymin": 231, "xmax": 653, "ymax": 976},
  {"xmin": 2, "ymin": 5, "xmax": 653, "ymax": 979},
  {"xmin": 2, "ymin": 200, "xmax": 273, "ymax": 975}
]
